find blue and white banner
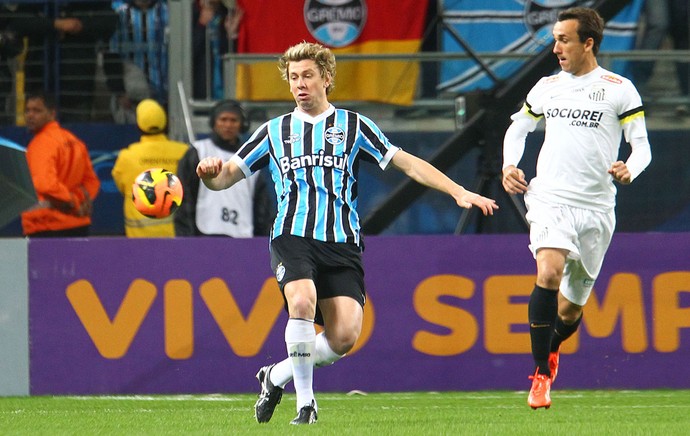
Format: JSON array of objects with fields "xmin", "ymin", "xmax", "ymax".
[{"xmin": 440, "ymin": 0, "xmax": 644, "ymax": 93}]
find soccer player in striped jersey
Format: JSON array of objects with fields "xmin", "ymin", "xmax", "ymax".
[
  {"xmin": 197, "ymin": 41, "xmax": 498, "ymax": 424},
  {"xmin": 501, "ymin": 7, "xmax": 652, "ymax": 410}
]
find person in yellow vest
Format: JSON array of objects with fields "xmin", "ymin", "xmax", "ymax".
[{"xmin": 111, "ymin": 99, "xmax": 189, "ymax": 237}]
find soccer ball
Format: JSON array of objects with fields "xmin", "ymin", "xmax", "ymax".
[{"xmin": 131, "ymin": 168, "xmax": 183, "ymax": 219}]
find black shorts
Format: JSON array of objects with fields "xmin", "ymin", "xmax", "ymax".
[{"xmin": 270, "ymin": 234, "xmax": 366, "ymax": 325}]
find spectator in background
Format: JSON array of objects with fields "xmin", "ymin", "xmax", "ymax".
[
  {"xmin": 193, "ymin": 0, "xmax": 242, "ymax": 100},
  {"xmin": 633, "ymin": 0, "xmax": 689, "ymax": 114},
  {"xmin": 15, "ymin": 1, "xmax": 123, "ymax": 123},
  {"xmin": 0, "ymin": 4, "xmax": 84, "ymax": 124},
  {"xmin": 175, "ymin": 99, "xmax": 272, "ymax": 237},
  {"xmin": 56, "ymin": 1, "xmax": 122, "ymax": 122},
  {"xmin": 21, "ymin": 92, "xmax": 100, "ymax": 237},
  {"xmin": 0, "ymin": 5, "xmax": 26, "ymax": 124},
  {"xmin": 110, "ymin": 0, "xmax": 169, "ymax": 122},
  {"xmin": 631, "ymin": 0, "xmax": 669, "ymax": 93},
  {"xmin": 111, "ymin": 99, "xmax": 189, "ymax": 237},
  {"xmin": 667, "ymin": 0, "xmax": 689, "ymax": 113}
]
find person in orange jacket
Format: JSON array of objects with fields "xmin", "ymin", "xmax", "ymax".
[{"xmin": 21, "ymin": 92, "xmax": 100, "ymax": 237}]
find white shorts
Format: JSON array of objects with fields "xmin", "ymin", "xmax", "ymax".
[{"xmin": 524, "ymin": 194, "xmax": 615, "ymax": 306}]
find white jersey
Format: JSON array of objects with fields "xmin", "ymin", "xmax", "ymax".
[
  {"xmin": 504, "ymin": 66, "xmax": 649, "ymax": 212},
  {"xmin": 193, "ymin": 138, "xmax": 260, "ymax": 237}
]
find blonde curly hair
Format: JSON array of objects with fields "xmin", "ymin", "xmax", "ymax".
[{"xmin": 278, "ymin": 42, "xmax": 337, "ymax": 95}]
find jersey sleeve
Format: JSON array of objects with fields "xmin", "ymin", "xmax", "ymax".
[
  {"xmin": 233, "ymin": 121, "xmax": 271, "ymax": 177},
  {"xmin": 28, "ymin": 134, "xmax": 74, "ymax": 203},
  {"xmin": 502, "ymin": 79, "xmax": 546, "ymax": 169},
  {"xmin": 357, "ymin": 114, "xmax": 400, "ymax": 170},
  {"xmin": 625, "ymin": 136, "xmax": 652, "ymax": 181},
  {"xmin": 616, "ymin": 80, "xmax": 651, "ymax": 181},
  {"xmin": 618, "ymin": 80, "xmax": 648, "ymax": 142},
  {"xmin": 503, "ymin": 117, "xmax": 538, "ymax": 169},
  {"xmin": 78, "ymin": 141, "xmax": 100, "ymax": 202},
  {"xmin": 111, "ymin": 148, "xmax": 131, "ymax": 196},
  {"xmin": 520, "ymin": 76, "xmax": 551, "ymax": 120}
]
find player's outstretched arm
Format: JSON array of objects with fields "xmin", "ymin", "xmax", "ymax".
[
  {"xmin": 196, "ymin": 157, "xmax": 245, "ymax": 191},
  {"xmin": 390, "ymin": 150, "xmax": 498, "ymax": 216}
]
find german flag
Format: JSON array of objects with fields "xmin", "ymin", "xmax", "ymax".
[{"xmin": 235, "ymin": 0, "xmax": 429, "ymax": 105}]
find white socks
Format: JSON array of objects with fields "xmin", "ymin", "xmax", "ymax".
[
  {"xmin": 270, "ymin": 330, "xmax": 344, "ymax": 396},
  {"xmin": 314, "ymin": 331, "xmax": 343, "ymax": 367},
  {"xmin": 285, "ymin": 318, "xmax": 315, "ymax": 411}
]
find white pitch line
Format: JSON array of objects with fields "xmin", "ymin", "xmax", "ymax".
[{"xmin": 64, "ymin": 395, "xmax": 246, "ymax": 402}]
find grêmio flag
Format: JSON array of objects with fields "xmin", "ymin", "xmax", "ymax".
[{"xmin": 234, "ymin": 0, "xmax": 429, "ymax": 105}]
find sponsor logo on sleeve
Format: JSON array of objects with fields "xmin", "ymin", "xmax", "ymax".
[{"xmin": 601, "ymin": 74, "xmax": 622, "ymax": 84}]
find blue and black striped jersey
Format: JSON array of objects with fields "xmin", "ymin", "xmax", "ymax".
[{"xmin": 231, "ymin": 105, "xmax": 400, "ymax": 246}]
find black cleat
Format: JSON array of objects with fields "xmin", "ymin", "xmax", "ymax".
[
  {"xmin": 254, "ymin": 364, "xmax": 283, "ymax": 423},
  {"xmin": 290, "ymin": 400, "xmax": 317, "ymax": 425}
]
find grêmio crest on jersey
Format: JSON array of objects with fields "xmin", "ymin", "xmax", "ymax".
[
  {"xmin": 325, "ymin": 126, "xmax": 346, "ymax": 145},
  {"xmin": 304, "ymin": 0, "xmax": 367, "ymax": 48},
  {"xmin": 523, "ymin": 0, "xmax": 596, "ymax": 46}
]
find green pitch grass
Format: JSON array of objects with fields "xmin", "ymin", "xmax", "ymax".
[{"xmin": 1, "ymin": 390, "xmax": 689, "ymax": 435}]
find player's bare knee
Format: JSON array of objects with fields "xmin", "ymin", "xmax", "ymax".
[
  {"xmin": 537, "ymin": 268, "xmax": 563, "ymax": 290},
  {"xmin": 330, "ymin": 331, "xmax": 358, "ymax": 355},
  {"xmin": 331, "ymin": 339, "xmax": 354, "ymax": 356},
  {"xmin": 287, "ymin": 297, "xmax": 316, "ymax": 319}
]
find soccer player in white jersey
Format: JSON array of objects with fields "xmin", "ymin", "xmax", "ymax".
[
  {"xmin": 197, "ymin": 41, "xmax": 498, "ymax": 424},
  {"xmin": 502, "ymin": 7, "xmax": 652, "ymax": 410}
]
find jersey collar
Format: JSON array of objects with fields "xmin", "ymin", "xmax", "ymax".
[{"xmin": 292, "ymin": 104, "xmax": 335, "ymax": 124}]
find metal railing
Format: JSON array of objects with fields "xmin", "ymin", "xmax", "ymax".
[{"xmin": 219, "ymin": 49, "xmax": 690, "ymax": 108}]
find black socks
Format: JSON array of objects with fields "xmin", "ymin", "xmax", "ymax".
[
  {"xmin": 528, "ymin": 285, "xmax": 558, "ymax": 376},
  {"xmin": 551, "ymin": 312, "xmax": 583, "ymax": 352}
]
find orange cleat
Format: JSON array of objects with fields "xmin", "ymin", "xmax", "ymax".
[
  {"xmin": 548, "ymin": 347, "xmax": 561, "ymax": 383},
  {"xmin": 528, "ymin": 369, "xmax": 552, "ymax": 409}
]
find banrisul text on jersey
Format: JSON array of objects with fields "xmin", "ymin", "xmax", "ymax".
[
  {"xmin": 230, "ymin": 105, "xmax": 399, "ymax": 246},
  {"xmin": 279, "ymin": 151, "xmax": 349, "ymax": 173}
]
